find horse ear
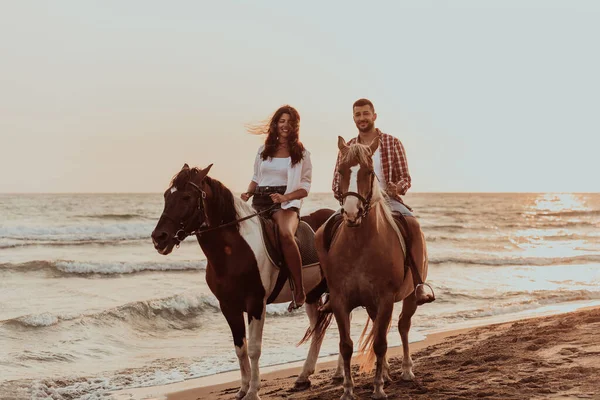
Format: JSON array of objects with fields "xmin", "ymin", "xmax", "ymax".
[
  {"xmin": 182, "ymin": 163, "xmax": 190, "ymax": 170},
  {"xmin": 337, "ymin": 136, "xmax": 348, "ymax": 151},
  {"xmin": 368, "ymin": 137, "xmax": 380, "ymax": 154},
  {"xmin": 197, "ymin": 163, "xmax": 213, "ymax": 181}
]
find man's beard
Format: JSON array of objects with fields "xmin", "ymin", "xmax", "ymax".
[{"xmin": 356, "ymin": 121, "xmax": 374, "ymax": 133}]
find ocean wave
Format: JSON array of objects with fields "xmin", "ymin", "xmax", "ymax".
[
  {"xmin": 0, "ymin": 238, "xmax": 146, "ymax": 249},
  {"xmin": 421, "ymin": 224, "xmax": 467, "ymax": 231},
  {"xmin": 507, "ymin": 220, "xmax": 598, "ymax": 229},
  {"xmin": 426, "ymin": 231, "xmax": 598, "ymax": 243},
  {"xmin": 430, "ymin": 254, "xmax": 600, "ymax": 266},
  {"xmin": 24, "ymin": 364, "xmax": 189, "ymax": 399},
  {"xmin": 0, "ymin": 259, "xmax": 206, "ymax": 275},
  {"xmin": 2, "ymin": 292, "xmax": 293, "ymax": 330},
  {"xmin": 441, "ymin": 289, "xmax": 600, "ymax": 320},
  {"xmin": 2, "ymin": 293, "xmax": 221, "ymax": 329},
  {"xmin": 527, "ymin": 210, "xmax": 600, "ymax": 218},
  {"xmin": 0, "ymin": 222, "xmax": 156, "ymax": 242},
  {"xmin": 74, "ymin": 213, "xmax": 152, "ymax": 220}
]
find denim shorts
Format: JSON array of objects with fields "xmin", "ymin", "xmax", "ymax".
[{"xmin": 252, "ymin": 186, "xmax": 299, "ymax": 218}]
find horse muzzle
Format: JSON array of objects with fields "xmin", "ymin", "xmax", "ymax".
[
  {"xmin": 341, "ymin": 207, "xmax": 363, "ymax": 227},
  {"xmin": 151, "ymin": 229, "xmax": 176, "ymax": 255}
]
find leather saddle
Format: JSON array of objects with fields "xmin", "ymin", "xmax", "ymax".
[{"xmin": 258, "ymin": 216, "xmax": 319, "ymax": 303}]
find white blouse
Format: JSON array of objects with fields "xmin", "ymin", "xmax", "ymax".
[
  {"xmin": 251, "ymin": 145, "xmax": 312, "ymax": 210},
  {"xmin": 257, "ymin": 157, "xmax": 289, "ymax": 187}
]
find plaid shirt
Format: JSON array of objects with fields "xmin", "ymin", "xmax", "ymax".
[{"xmin": 332, "ymin": 129, "xmax": 411, "ymax": 202}]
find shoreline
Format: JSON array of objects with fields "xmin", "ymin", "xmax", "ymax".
[{"xmin": 112, "ymin": 301, "xmax": 600, "ymax": 400}]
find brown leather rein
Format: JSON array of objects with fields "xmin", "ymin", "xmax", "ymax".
[{"xmin": 160, "ymin": 181, "xmax": 275, "ymax": 247}]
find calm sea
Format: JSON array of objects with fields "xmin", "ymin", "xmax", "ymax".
[{"xmin": 1, "ymin": 192, "xmax": 599, "ymax": 399}]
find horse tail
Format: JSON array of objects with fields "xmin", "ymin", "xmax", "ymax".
[
  {"xmin": 305, "ymin": 277, "xmax": 328, "ymax": 304},
  {"xmin": 297, "ymin": 299, "xmax": 333, "ymax": 346},
  {"xmin": 357, "ymin": 315, "xmax": 393, "ymax": 373},
  {"xmin": 357, "ymin": 316, "xmax": 376, "ymax": 373}
]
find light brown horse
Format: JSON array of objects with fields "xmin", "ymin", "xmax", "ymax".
[
  {"xmin": 151, "ymin": 164, "xmax": 335, "ymax": 400},
  {"xmin": 311, "ymin": 137, "xmax": 427, "ymax": 399}
]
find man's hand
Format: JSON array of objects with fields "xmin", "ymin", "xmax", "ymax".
[
  {"xmin": 270, "ymin": 193, "xmax": 288, "ymax": 204},
  {"xmin": 241, "ymin": 192, "xmax": 252, "ymax": 202},
  {"xmin": 386, "ymin": 182, "xmax": 399, "ymax": 197}
]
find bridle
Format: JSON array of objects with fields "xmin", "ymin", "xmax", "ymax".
[
  {"xmin": 160, "ymin": 180, "xmax": 274, "ymax": 247},
  {"xmin": 336, "ymin": 169, "xmax": 376, "ymax": 220}
]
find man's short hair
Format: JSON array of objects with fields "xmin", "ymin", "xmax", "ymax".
[{"xmin": 353, "ymin": 98, "xmax": 375, "ymax": 112}]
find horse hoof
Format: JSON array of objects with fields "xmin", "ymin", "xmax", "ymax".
[
  {"xmin": 372, "ymin": 392, "xmax": 388, "ymax": 400},
  {"xmin": 293, "ymin": 379, "xmax": 311, "ymax": 391},
  {"xmin": 401, "ymin": 371, "xmax": 415, "ymax": 381},
  {"xmin": 235, "ymin": 390, "xmax": 246, "ymax": 399},
  {"xmin": 241, "ymin": 392, "xmax": 261, "ymax": 400},
  {"xmin": 332, "ymin": 374, "xmax": 344, "ymax": 383}
]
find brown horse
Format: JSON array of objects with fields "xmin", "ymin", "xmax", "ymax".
[
  {"xmin": 151, "ymin": 164, "xmax": 334, "ymax": 400},
  {"xmin": 310, "ymin": 137, "xmax": 427, "ymax": 400}
]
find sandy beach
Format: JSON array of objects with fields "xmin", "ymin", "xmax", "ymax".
[{"xmin": 112, "ymin": 307, "xmax": 600, "ymax": 400}]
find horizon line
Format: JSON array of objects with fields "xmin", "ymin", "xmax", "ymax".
[{"xmin": 1, "ymin": 191, "xmax": 598, "ymax": 195}]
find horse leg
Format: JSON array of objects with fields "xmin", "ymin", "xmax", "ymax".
[
  {"xmin": 332, "ymin": 353, "xmax": 344, "ymax": 382},
  {"xmin": 372, "ymin": 300, "xmax": 394, "ymax": 399},
  {"xmin": 398, "ymin": 292, "xmax": 418, "ymax": 381},
  {"xmin": 295, "ymin": 302, "xmax": 326, "ymax": 390},
  {"xmin": 332, "ymin": 309, "xmax": 353, "ymax": 382},
  {"xmin": 244, "ymin": 300, "xmax": 266, "ymax": 400},
  {"xmin": 314, "ymin": 227, "xmax": 344, "ymax": 384},
  {"xmin": 382, "ymin": 356, "xmax": 391, "ymax": 383},
  {"xmin": 222, "ymin": 307, "xmax": 250, "ymax": 399},
  {"xmin": 333, "ymin": 307, "xmax": 354, "ymax": 400}
]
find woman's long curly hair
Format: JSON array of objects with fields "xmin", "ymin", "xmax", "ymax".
[{"xmin": 248, "ymin": 105, "xmax": 305, "ymax": 166}]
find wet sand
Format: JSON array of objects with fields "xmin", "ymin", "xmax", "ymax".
[{"xmin": 167, "ymin": 307, "xmax": 600, "ymax": 400}]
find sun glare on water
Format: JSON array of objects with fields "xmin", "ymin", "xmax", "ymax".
[
  {"xmin": 531, "ymin": 193, "xmax": 589, "ymax": 214},
  {"xmin": 500, "ymin": 193, "xmax": 596, "ymax": 291}
]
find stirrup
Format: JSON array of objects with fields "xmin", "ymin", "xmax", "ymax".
[
  {"xmin": 288, "ymin": 297, "xmax": 304, "ymax": 312},
  {"xmin": 318, "ymin": 296, "xmax": 332, "ymax": 313},
  {"xmin": 415, "ymin": 283, "xmax": 436, "ymax": 305}
]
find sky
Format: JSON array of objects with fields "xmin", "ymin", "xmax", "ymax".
[{"xmin": 1, "ymin": 0, "xmax": 599, "ymax": 193}]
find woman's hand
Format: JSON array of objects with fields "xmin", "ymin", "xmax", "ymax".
[
  {"xmin": 270, "ymin": 193, "xmax": 288, "ymax": 204},
  {"xmin": 241, "ymin": 192, "xmax": 252, "ymax": 202}
]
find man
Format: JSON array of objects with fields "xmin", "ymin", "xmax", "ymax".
[{"xmin": 331, "ymin": 98, "xmax": 434, "ymax": 306}]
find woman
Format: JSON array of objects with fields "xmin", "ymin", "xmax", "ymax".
[{"xmin": 241, "ymin": 105, "xmax": 312, "ymax": 312}]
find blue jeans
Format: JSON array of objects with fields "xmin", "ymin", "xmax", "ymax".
[
  {"xmin": 388, "ymin": 198, "xmax": 414, "ymax": 217},
  {"xmin": 334, "ymin": 198, "xmax": 414, "ymax": 217}
]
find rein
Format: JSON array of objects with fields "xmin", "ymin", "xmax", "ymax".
[{"xmin": 162, "ymin": 181, "xmax": 275, "ymax": 247}]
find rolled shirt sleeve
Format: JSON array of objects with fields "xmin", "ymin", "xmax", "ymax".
[
  {"xmin": 298, "ymin": 150, "xmax": 312, "ymax": 194},
  {"xmin": 391, "ymin": 138, "xmax": 411, "ymax": 196},
  {"xmin": 332, "ymin": 149, "xmax": 343, "ymax": 201},
  {"xmin": 251, "ymin": 145, "xmax": 264, "ymax": 184},
  {"xmin": 282, "ymin": 149, "xmax": 312, "ymax": 210}
]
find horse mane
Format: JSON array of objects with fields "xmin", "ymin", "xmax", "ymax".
[
  {"xmin": 342, "ymin": 142, "xmax": 373, "ymax": 168},
  {"xmin": 170, "ymin": 168, "xmax": 240, "ymax": 230},
  {"xmin": 342, "ymin": 143, "xmax": 387, "ymax": 203},
  {"xmin": 170, "ymin": 167, "xmax": 195, "ymax": 190},
  {"xmin": 203, "ymin": 176, "xmax": 240, "ymax": 230}
]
